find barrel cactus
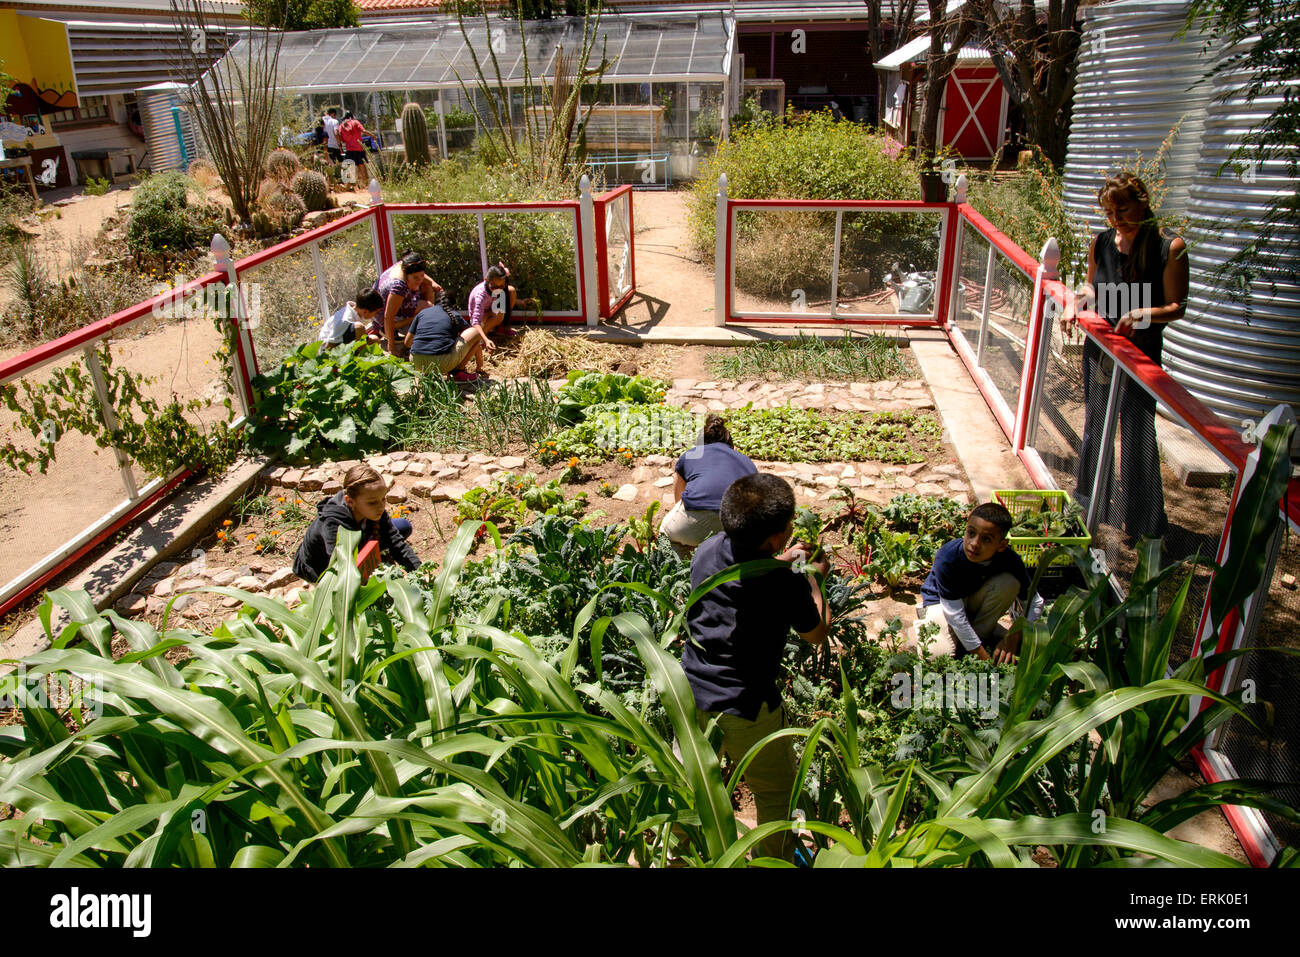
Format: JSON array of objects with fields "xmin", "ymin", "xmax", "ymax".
[
  {"xmin": 291, "ymin": 169, "xmax": 330, "ymax": 211},
  {"xmin": 265, "ymin": 148, "xmax": 302, "ymax": 184},
  {"xmin": 401, "ymin": 102, "xmax": 430, "ymax": 166}
]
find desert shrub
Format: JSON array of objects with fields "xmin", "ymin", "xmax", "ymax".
[
  {"xmin": 265, "ymin": 147, "xmax": 302, "ymax": 184},
  {"xmin": 126, "ymin": 172, "xmax": 221, "ymax": 257},
  {"xmin": 688, "ymin": 110, "xmax": 928, "ymax": 264},
  {"xmin": 386, "ymin": 158, "xmax": 579, "ymax": 311},
  {"xmin": 965, "ymin": 159, "xmax": 1088, "ymax": 286}
]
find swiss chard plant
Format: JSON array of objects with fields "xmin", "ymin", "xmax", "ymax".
[{"xmin": 556, "ymin": 371, "xmax": 668, "ymax": 424}]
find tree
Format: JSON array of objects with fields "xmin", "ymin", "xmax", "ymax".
[
  {"xmin": 172, "ymin": 0, "xmax": 286, "ymax": 225},
  {"xmin": 863, "ymin": 0, "xmax": 922, "ymax": 112},
  {"xmin": 968, "ymin": 0, "xmax": 1081, "ymax": 169},
  {"xmin": 244, "ymin": 0, "xmax": 359, "ymax": 30},
  {"xmin": 1185, "ymin": 0, "xmax": 1299, "ymax": 296},
  {"xmin": 916, "ymin": 1, "xmax": 977, "ymax": 168}
]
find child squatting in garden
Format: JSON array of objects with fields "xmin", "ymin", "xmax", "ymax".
[
  {"xmin": 912, "ymin": 502, "xmax": 1045, "ymax": 662},
  {"xmin": 318, "ymin": 289, "xmax": 384, "ymax": 347},
  {"xmin": 404, "ymin": 298, "xmax": 494, "ymax": 381},
  {"xmin": 293, "ymin": 465, "xmax": 422, "ymax": 582},
  {"xmin": 466, "ymin": 263, "xmax": 535, "ymax": 339},
  {"xmin": 683, "ymin": 473, "xmax": 830, "ymax": 862}
]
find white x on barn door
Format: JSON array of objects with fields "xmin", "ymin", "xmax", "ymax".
[{"xmin": 939, "ymin": 70, "xmax": 1004, "ymax": 160}]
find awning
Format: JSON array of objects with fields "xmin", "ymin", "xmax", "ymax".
[
  {"xmin": 63, "ymin": 20, "xmax": 240, "ymax": 98},
  {"xmin": 874, "ymin": 33, "xmax": 990, "ymax": 71},
  {"xmin": 0, "ymin": 12, "xmax": 79, "ymax": 110}
]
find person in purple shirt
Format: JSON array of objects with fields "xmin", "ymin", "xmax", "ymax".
[
  {"xmin": 466, "ymin": 263, "xmax": 535, "ymax": 339},
  {"xmin": 374, "ymin": 251, "xmax": 442, "ymax": 356},
  {"xmin": 659, "ymin": 415, "xmax": 757, "ymax": 554}
]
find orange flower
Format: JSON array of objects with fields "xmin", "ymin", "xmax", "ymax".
[
  {"xmin": 568, "ymin": 457, "xmax": 578, "ymax": 468},
  {"xmin": 277, "ymin": 496, "xmax": 286, "ymax": 503},
  {"xmin": 254, "ymin": 545, "xmax": 263, "ymax": 552},
  {"xmin": 217, "ymin": 531, "xmax": 227, "ymax": 540},
  {"xmin": 222, "ymin": 519, "xmax": 233, "ymax": 527},
  {"xmin": 247, "ymin": 533, "xmax": 256, "ymax": 540},
  {"xmin": 271, "ymin": 530, "xmax": 281, "ymax": 536}
]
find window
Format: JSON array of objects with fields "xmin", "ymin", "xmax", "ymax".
[{"xmin": 47, "ymin": 95, "xmax": 111, "ymax": 126}]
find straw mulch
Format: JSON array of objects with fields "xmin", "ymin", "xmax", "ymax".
[{"xmin": 490, "ymin": 328, "xmax": 685, "ymax": 382}]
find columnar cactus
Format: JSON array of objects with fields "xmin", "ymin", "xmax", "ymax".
[
  {"xmin": 401, "ymin": 102, "xmax": 430, "ymax": 166},
  {"xmin": 291, "ymin": 169, "xmax": 330, "ymax": 211}
]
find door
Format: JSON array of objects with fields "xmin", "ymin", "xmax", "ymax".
[{"xmin": 939, "ymin": 67, "xmax": 1006, "ymax": 161}]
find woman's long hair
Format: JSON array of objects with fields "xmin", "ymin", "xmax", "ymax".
[
  {"xmin": 1097, "ymin": 172, "xmax": 1163, "ymax": 284},
  {"xmin": 702, "ymin": 414, "xmax": 733, "ymax": 447}
]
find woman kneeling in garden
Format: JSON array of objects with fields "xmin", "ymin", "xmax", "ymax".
[
  {"xmin": 293, "ymin": 465, "xmax": 421, "ymax": 582},
  {"xmin": 375, "ymin": 251, "xmax": 442, "ymax": 357},
  {"xmin": 660, "ymin": 414, "xmax": 757, "ymax": 554},
  {"xmin": 405, "ymin": 299, "xmax": 493, "ymax": 382}
]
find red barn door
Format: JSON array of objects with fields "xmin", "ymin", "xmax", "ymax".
[{"xmin": 939, "ymin": 66, "xmax": 1007, "ymax": 161}]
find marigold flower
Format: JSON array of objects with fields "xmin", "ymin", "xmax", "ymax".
[
  {"xmin": 247, "ymin": 533, "xmax": 256, "ymax": 540},
  {"xmin": 222, "ymin": 519, "xmax": 233, "ymax": 526},
  {"xmin": 568, "ymin": 457, "xmax": 578, "ymax": 468}
]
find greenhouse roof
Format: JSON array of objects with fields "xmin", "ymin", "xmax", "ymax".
[{"xmin": 214, "ymin": 14, "xmax": 734, "ymax": 93}]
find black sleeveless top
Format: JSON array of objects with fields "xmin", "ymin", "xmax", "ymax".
[{"xmin": 1093, "ymin": 227, "xmax": 1174, "ymax": 357}]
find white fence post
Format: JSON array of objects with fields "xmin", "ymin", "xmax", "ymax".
[
  {"xmin": 579, "ymin": 174, "xmax": 600, "ymax": 328},
  {"xmin": 714, "ymin": 173, "xmax": 728, "ymax": 327},
  {"xmin": 82, "ymin": 345, "xmax": 138, "ymax": 500},
  {"xmin": 1025, "ymin": 237, "xmax": 1060, "ymax": 447},
  {"xmin": 212, "ymin": 233, "xmax": 256, "ymax": 416}
]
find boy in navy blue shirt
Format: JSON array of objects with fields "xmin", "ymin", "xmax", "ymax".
[
  {"xmin": 683, "ymin": 473, "xmax": 829, "ymax": 861},
  {"xmin": 914, "ymin": 502, "xmax": 1044, "ymax": 662}
]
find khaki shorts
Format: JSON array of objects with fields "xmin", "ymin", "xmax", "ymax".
[{"xmin": 412, "ymin": 336, "xmax": 471, "ymax": 374}]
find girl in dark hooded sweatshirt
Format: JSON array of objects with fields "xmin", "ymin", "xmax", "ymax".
[{"xmin": 293, "ymin": 465, "xmax": 422, "ymax": 581}]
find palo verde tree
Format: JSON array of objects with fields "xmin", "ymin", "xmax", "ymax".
[
  {"xmin": 968, "ymin": 0, "xmax": 1082, "ymax": 170},
  {"xmin": 170, "ymin": 0, "xmax": 286, "ymax": 226},
  {"xmin": 244, "ymin": 0, "xmax": 359, "ymax": 30}
]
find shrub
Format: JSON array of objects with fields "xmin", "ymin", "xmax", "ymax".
[
  {"xmin": 187, "ymin": 158, "xmax": 221, "ymax": 191},
  {"xmin": 83, "ymin": 177, "xmax": 111, "ymax": 196},
  {"xmin": 291, "ymin": 168, "xmax": 330, "ymax": 211},
  {"xmin": 688, "ymin": 110, "xmax": 928, "ymax": 265},
  {"xmin": 244, "ymin": 340, "xmax": 415, "ymax": 463},
  {"xmin": 125, "ymin": 172, "xmax": 219, "ymax": 257},
  {"xmin": 965, "ymin": 160, "xmax": 1087, "ymax": 286},
  {"xmin": 387, "ymin": 159, "xmax": 579, "ymax": 311},
  {"xmin": 265, "ymin": 147, "xmax": 302, "ymax": 184}
]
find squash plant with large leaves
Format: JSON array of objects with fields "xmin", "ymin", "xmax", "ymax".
[{"xmin": 244, "ymin": 341, "xmax": 414, "ymax": 464}]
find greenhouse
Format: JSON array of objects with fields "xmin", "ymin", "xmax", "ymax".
[{"xmin": 212, "ymin": 14, "xmax": 737, "ymax": 186}]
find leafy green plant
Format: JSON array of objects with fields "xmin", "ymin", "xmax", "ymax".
[
  {"xmin": 627, "ymin": 501, "xmax": 662, "ymax": 553},
  {"xmin": 126, "ymin": 172, "xmax": 222, "ymax": 258},
  {"xmin": 0, "ymin": 343, "xmax": 241, "ymax": 478},
  {"xmin": 556, "ymin": 370, "xmax": 667, "ymax": 424},
  {"xmin": 398, "ymin": 373, "xmax": 562, "ymax": 456},
  {"xmin": 791, "ymin": 506, "xmax": 824, "ymax": 550},
  {"xmin": 83, "ymin": 177, "xmax": 112, "ymax": 197},
  {"xmin": 244, "ymin": 340, "xmax": 415, "ymax": 464},
  {"xmin": 707, "ymin": 333, "xmax": 913, "ymax": 382}
]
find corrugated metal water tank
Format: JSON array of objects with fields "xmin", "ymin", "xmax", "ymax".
[
  {"xmin": 1062, "ymin": 0, "xmax": 1216, "ymax": 241},
  {"xmin": 138, "ymin": 83, "xmax": 199, "ymax": 173},
  {"xmin": 1163, "ymin": 40, "xmax": 1300, "ymax": 422}
]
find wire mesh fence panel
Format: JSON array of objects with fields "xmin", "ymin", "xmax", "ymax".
[
  {"xmin": 1032, "ymin": 312, "xmax": 1088, "ymax": 494},
  {"xmin": 974, "ymin": 252, "xmax": 1034, "ymax": 415},
  {"xmin": 0, "ymin": 353, "xmax": 144, "ymax": 590},
  {"xmin": 1212, "ymin": 548, "xmax": 1300, "ymax": 851},
  {"xmin": 318, "ymin": 221, "xmax": 380, "ymax": 316},
  {"xmin": 1082, "ymin": 363, "xmax": 1234, "ymax": 668},
  {"xmin": 835, "ymin": 210, "xmax": 943, "ymax": 319},
  {"xmin": 391, "ymin": 211, "xmax": 482, "ymax": 307},
  {"xmin": 239, "ymin": 248, "xmax": 323, "ymax": 371},
  {"xmin": 603, "ymin": 190, "xmax": 633, "ymax": 311},
  {"xmin": 951, "ymin": 224, "xmax": 992, "ymax": 350},
  {"xmin": 480, "ymin": 210, "xmax": 580, "ymax": 315},
  {"xmin": 731, "ymin": 208, "xmax": 835, "ymax": 317}
]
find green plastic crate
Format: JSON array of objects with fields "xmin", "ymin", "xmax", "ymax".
[{"xmin": 993, "ymin": 489, "xmax": 1091, "ymax": 573}]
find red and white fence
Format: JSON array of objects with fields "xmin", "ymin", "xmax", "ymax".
[{"xmin": 0, "ymin": 178, "xmax": 634, "ymax": 619}]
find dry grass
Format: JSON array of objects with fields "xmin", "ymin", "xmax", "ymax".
[
  {"xmin": 490, "ymin": 328, "xmax": 688, "ymax": 382},
  {"xmin": 490, "ymin": 328, "xmax": 623, "ymax": 379}
]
